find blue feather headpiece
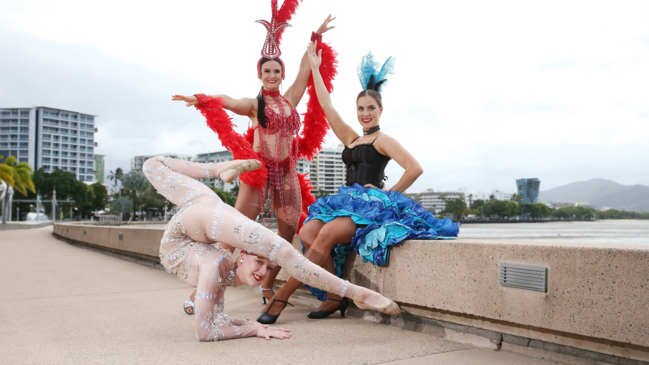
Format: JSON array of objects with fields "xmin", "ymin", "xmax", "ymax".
[{"xmin": 358, "ymin": 52, "xmax": 395, "ymax": 92}]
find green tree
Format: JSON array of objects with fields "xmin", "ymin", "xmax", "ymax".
[
  {"xmin": 552, "ymin": 205, "xmax": 596, "ymax": 220},
  {"xmin": 521, "ymin": 203, "xmax": 552, "ymax": 219},
  {"xmin": 0, "ymin": 157, "xmax": 14, "ymax": 187},
  {"xmin": 88, "ymin": 183, "xmax": 109, "ymax": 212},
  {"xmin": 110, "ymin": 196, "xmax": 134, "ymax": 220},
  {"xmin": 119, "ymin": 170, "xmax": 170, "ymax": 218},
  {"xmin": 107, "ymin": 168, "xmax": 124, "ymax": 193},
  {"xmin": 211, "ymin": 187, "xmax": 236, "ymax": 206},
  {"xmin": 29, "ymin": 169, "xmax": 92, "ymax": 219},
  {"xmin": 120, "ymin": 170, "xmax": 149, "ymax": 216},
  {"xmin": 443, "ymin": 197, "xmax": 467, "ymax": 220},
  {"xmin": 470, "ymin": 199, "xmax": 486, "ymax": 216},
  {"xmin": 1, "ymin": 155, "xmax": 36, "ymax": 223},
  {"xmin": 483, "ymin": 199, "xmax": 520, "ymax": 218}
]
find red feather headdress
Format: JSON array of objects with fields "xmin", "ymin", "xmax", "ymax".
[
  {"xmin": 194, "ymin": 0, "xmax": 337, "ymax": 231},
  {"xmin": 256, "ymin": 0, "xmax": 300, "ymax": 59}
]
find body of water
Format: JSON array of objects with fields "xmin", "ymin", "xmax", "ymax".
[{"xmin": 459, "ymin": 220, "xmax": 649, "ymax": 246}]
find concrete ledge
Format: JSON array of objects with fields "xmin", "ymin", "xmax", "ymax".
[
  {"xmin": 53, "ymin": 222, "xmax": 162, "ymax": 261},
  {"xmin": 53, "ymin": 222, "xmax": 649, "ymax": 363},
  {"xmin": 350, "ymin": 239, "xmax": 649, "ymax": 362}
]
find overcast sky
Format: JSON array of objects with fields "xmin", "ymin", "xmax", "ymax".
[{"xmin": 1, "ymin": 0, "xmax": 648, "ymax": 194}]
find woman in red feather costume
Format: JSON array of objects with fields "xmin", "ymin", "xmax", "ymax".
[{"xmin": 172, "ymin": 1, "xmax": 337, "ymax": 311}]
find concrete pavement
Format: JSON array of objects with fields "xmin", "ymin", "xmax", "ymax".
[{"xmin": 0, "ymin": 227, "xmax": 565, "ymax": 365}]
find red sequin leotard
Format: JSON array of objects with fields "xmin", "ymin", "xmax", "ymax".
[{"xmin": 254, "ymin": 89, "xmax": 301, "ymax": 220}]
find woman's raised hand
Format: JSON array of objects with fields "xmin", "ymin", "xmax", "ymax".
[
  {"xmin": 316, "ymin": 14, "xmax": 335, "ymax": 35},
  {"xmin": 307, "ymin": 42, "xmax": 322, "ymax": 69},
  {"xmin": 256, "ymin": 324, "xmax": 293, "ymax": 340},
  {"xmin": 172, "ymin": 94, "xmax": 198, "ymax": 107}
]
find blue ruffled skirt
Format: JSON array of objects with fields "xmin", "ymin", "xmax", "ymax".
[{"xmin": 303, "ymin": 184, "xmax": 459, "ymax": 299}]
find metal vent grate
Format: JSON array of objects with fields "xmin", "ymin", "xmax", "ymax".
[{"xmin": 499, "ymin": 262, "xmax": 548, "ymax": 293}]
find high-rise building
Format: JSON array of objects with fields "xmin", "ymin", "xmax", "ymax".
[
  {"xmin": 408, "ymin": 189, "xmax": 465, "ymax": 214},
  {"xmin": 296, "ymin": 158, "xmax": 310, "ymax": 175},
  {"xmin": 0, "ymin": 106, "xmax": 96, "ymax": 182},
  {"xmin": 131, "ymin": 153, "xmax": 192, "ymax": 171},
  {"xmin": 194, "ymin": 151, "xmax": 233, "ymax": 164},
  {"xmin": 94, "ymin": 154, "xmax": 105, "ymax": 184},
  {"xmin": 307, "ymin": 145, "xmax": 345, "ymax": 195},
  {"xmin": 516, "ymin": 178, "xmax": 540, "ymax": 204}
]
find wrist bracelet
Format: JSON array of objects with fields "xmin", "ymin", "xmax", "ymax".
[{"xmin": 311, "ymin": 31, "xmax": 322, "ymax": 43}]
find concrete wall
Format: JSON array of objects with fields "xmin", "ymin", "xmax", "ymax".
[
  {"xmin": 350, "ymin": 239, "xmax": 649, "ymax": 360},
  {"xmin": 53, "ymin": 223, "xmax": 649, "ymax": 361},
  {"xmin": 53, "ymin": 223, "xmax": 162, "ymax": 260}
]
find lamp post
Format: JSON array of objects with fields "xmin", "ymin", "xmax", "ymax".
[{"xmin": 52, "ymin": 189, "xmax": 57, "ymax": 222}]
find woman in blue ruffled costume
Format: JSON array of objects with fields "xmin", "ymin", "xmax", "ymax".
[{"xmin": 257, "ymin": 42, "xmax": 459, "ymax": 324}]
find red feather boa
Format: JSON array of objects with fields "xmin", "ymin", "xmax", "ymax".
[
  {"xmin": 298, "ymin": 42, "xmax": 336, "ymax": 160},
  {"xmin": 194, "ymin": 39, "xmax": 337, "ymax": 230},
  {"xmin": 275, "ymin": 0, "xmax": 301, "ymax": 44}
]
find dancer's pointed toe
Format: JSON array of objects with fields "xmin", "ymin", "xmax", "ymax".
[
  {"xmin": 219, "ymin": 159, "xmax": 262, "ymax": 182},
  {"xmin": 353, "ymin": 293, "xmax": 400, "ymax": 316}
]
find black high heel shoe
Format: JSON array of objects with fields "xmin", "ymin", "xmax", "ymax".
[
  {"xmin": 307, "ymin": 298, "xmax": 349, "ymax": 319},
  {"xmin": 257, "ymin": 299, "xmax": 289, "ymax": 324}
]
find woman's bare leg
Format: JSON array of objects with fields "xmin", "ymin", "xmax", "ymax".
[
  {"xmin": 263, "ymin": 218, "xmax": 357, "ymax": 316},
  {"xmin": 234, "ymin": 182, "xmax": 264, "ymax": 220},
  {"xmin": 260, "ymin": 187, "xmax": 301, "ymax": 299}
]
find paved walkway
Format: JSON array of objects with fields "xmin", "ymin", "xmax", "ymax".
[{"xmin": 0, "ymin": 227, "xmax": 564, "ymax": 365}]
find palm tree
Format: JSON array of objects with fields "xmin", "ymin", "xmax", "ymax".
[
  {"xmin": 107, "ymin": 167, "xmax": 124, "ymax": 194},
  {"xmin": 0, "ymin": 155, "xmax": 14, "ymax": 187},
  {"xmin": 1, "ymin": 155, "xmax": 36, "ymax": 223}
]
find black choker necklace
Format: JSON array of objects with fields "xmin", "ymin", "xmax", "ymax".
[{"xmin": 364, "ymin": 125, "xmax": 380, "ymax": 135}]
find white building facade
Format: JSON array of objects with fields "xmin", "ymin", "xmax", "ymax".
[
  {"xmin": 307, "ymin": 145, "xmax": 346, "ymax": 195},
  {"xmin": 0, "ymin": 106, "xmax": 96, "ymax": 182},
  {"xmin": 408, "ymin": 189, "xmax": 466, "ymax": 214}
]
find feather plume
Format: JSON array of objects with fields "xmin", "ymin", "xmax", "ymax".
[
  {"xmin": 357, "ymin": 52, "xmax": 395, "ymax": 92},
  {"xmin": 275, "ymin": 0, "xmax": 301, "ymax": 44}
]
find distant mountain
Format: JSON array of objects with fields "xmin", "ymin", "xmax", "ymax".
[{"xmin": 539, "ymin": 179, "xmax": 649, "ymax": 212}]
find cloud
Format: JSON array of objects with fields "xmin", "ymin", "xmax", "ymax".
[{"xmin": 2, "ymin": 1, "xmax": 649, "ymax": 194}]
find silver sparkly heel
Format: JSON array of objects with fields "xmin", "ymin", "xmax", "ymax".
[{"xmin": 183, "ymin": 299, "xmax": 195, "ymax": 315}]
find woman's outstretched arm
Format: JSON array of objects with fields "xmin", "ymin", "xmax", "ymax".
[
  {"xmin": 193, "ymin": 256, "xmax": 291, "ymax": 341},
  {"xmin": 284, "ymin": 15, "xmax": 335, "ymax": 107},
  {"xmin": 172, "ymin": 94, "xmax": 256, "ymax": 118}
]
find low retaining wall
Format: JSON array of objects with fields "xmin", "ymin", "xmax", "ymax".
[
  {"xmin": 53, "ymin": 222, "xmax": 649, "ymax": 363},
  {"xmin": 53, "ymin": 223, "xmax": 162, "ymax": 261},
  {"xmin": 351, "ymin": 240, "xmax": 649, "ymax": 362}
]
